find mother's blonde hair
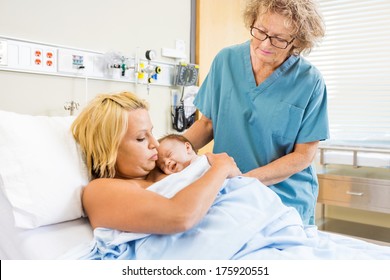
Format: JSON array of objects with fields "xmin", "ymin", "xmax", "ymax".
[
  {"xmin": 71, "ymin": 91, "xmax": 148, "ymax": 179},
  {"xmin": 243, "ymin": 0, "xmax": 325, "ymax": 55}
]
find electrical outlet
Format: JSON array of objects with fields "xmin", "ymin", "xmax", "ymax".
[
  {"xmin": 32, "ymin": 47, "xmax": 43, "ymax": 68},
  {"xmin": 0, "ymin": 40, "xmax": 8, "ymax": 66},
  {"xmin": 43, "ymin": 48, "xmax": 57, "ymax": 72}
]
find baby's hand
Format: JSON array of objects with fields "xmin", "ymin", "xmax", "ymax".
[{"xmin": 205, "ymin": 153, "xmax": 241, "ymax": 178}]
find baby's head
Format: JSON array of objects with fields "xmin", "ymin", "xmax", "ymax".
[{"xmin": 157, "ymin": 134, "xmax": 198, "ymax": 174}]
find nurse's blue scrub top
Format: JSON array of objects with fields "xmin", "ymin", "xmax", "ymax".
[{"xmin": 194, "ymin": 40, "xmax": 329, "ymax": 225}]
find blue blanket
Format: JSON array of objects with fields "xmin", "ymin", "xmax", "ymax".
[{"xmin": 62, "ymin": 156, "xmax": 390, "ymax": 260}]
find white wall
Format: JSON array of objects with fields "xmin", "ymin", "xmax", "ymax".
[{"xmin": 0, "ymin": 0, "xmax": 191, "ymax": 138}]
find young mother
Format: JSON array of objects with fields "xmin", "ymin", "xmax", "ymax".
[{"xmin": 71, "ymin": 91, "xmax": 240, "ymax": 234}]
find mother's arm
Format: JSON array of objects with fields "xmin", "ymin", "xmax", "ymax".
[{"xmin": 82, "ymin": 153, "xmax": 240, "ymax": 234}]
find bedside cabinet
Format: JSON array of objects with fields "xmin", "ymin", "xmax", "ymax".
[{"xmin": 316, "ymin": 168, "xmax": 390, "ymax": 244}]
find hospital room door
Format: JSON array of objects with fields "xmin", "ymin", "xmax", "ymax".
[{"xmin": 196, "ymin": 0, "xmax": 248, "ymax": 154}]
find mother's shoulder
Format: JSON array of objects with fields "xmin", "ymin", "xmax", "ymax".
[{"xmin": 86, "ymin": 177, "xmax": 152, "ymax": 190}]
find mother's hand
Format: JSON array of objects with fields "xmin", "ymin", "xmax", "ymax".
[{"xmin": 205, "ymin": 152, "xmax": 241, "ymax": 178}]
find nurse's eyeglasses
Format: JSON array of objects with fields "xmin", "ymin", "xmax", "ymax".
[{"xmin": 250, "ymin": 26, "xmax": 295, "ymax": 49}]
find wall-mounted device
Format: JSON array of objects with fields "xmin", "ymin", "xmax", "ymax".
[
  {"xmin": 172, "ymin": 62, "xmax": 199, "ymax": 132},
  {"xmin": 136, "ymin": 50, "xmax": 162, "ymax": 94},
  {"xmin": 174, "ymin": 62, "xmax": 199, "ymax": 87},
  {"xmin": 0, "ymin": 36, "xmax": 176, "ymax": 86}
]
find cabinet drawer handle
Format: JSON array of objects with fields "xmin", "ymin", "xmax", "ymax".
[{"xmin": 346, "ymin": 191, "xmax": 364, "ymax": 196}]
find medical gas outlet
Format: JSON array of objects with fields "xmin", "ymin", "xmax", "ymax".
[
  {"xmin": 137, "ymin": 50, "xmax": 162, "ymax": 93},
  {"xmin": 0, "ymin": 36, "xmax": 176, "ymax": 86}
]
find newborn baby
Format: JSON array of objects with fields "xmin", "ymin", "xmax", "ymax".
[{"xmin": 157, "ymin": 134, "xmax": 199, "ymax": 174}]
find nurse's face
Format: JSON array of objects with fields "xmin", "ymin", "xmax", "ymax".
[
  {"xmin": 115, "ymin": 109, "xmax": 159, "ymax": 179},
  {"xmin": 250, "ymin": 12, "xmax": 295, "ymax": 67}
]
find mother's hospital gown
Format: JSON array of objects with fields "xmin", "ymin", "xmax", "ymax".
[{"xmin": 194, "ymin": 40, "xmax": 329, "ymax": 225}]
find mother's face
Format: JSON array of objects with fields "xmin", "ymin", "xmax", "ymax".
[{"xmin": 115, "ymin": 109, "xmax": 159, "ymax": 179}]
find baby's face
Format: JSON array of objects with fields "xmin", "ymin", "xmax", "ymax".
[{"xmin": 156, "ymin": 139, "xmax": 193, "ymax": 174}]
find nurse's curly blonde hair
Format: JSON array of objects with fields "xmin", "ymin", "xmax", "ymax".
[
  {"xmin": 243, "ymin": 0, "xmax": 325, "ymax": 55},
  {"xmin": 71, "ymin": 91, "xmax": 148, "ymax": 179}
]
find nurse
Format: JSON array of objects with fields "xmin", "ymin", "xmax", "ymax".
[{"xmin": 184, "ymin": 0, "xmax": 329, "ymax": 225}]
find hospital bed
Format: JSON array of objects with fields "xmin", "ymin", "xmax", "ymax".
[
  {"xmin": 0, "ymin": 110, "xmax": 93, "ymax": 259},
  {"xmin": 1, "ymin": 109, "xmax": 389, "ymax": 260},
  {"xmin": 0, "ymin": 192, "xmax": 92, "ymax": 259}
]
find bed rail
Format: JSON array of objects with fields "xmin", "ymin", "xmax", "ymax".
[{"xmin": 318, "ymin": 145, "xmax": 390, "ymax": 168}]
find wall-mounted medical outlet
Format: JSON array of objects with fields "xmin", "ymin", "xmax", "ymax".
[
  {"xmin": 57, "ymin": 50, "xmax": 106, "ymax": 77},
  {"xmin": 32, "ymin": 47, "xmax": 43, "ymax": 68},
  {"xmin": 0, "ymin": 39, "xmax": 57, "ymax": 73},
  {"xmin": 58, "ymin": 49, "xmax": 86, "ymax": 74},
  {"xmin": 29, "ymin": 45, "xmax": 57, "ymax": 73},
  {"xmin": 72, "ymin": 54, "xmax": 84, "ymax": 69},
  {"xmin": 1, "ymin": 36, "xmax": 177, "ymax": 86},
  {"xmin": 0, "ymin": 40, "xmax": 8, "ymax": 66},
  {"xmin": 43, "ymin": 49, "xmax": 57, "ymax": 71}
]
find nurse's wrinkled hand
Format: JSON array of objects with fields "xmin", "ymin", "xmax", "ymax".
[{"xmin": 205, "ymin": 152, "xmax": 242, "ymax": 178}]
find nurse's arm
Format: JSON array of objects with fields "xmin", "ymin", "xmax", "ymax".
[
  {"xmin": 244, "ymin": 141, "xmax": 319, "ymax": 186},
  {"xmin": 183, "ymin": 115, "xmax": 213, "ymax": 150}
]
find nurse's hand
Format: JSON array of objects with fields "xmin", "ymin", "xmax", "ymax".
[{"xmin": 205, "ymin": 152, "xmax": 241, "ymax": 178}]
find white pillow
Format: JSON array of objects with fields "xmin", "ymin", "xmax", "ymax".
[{"xmin": 0, "ymin": 110, "xmax": 89, "ymax": 229}]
